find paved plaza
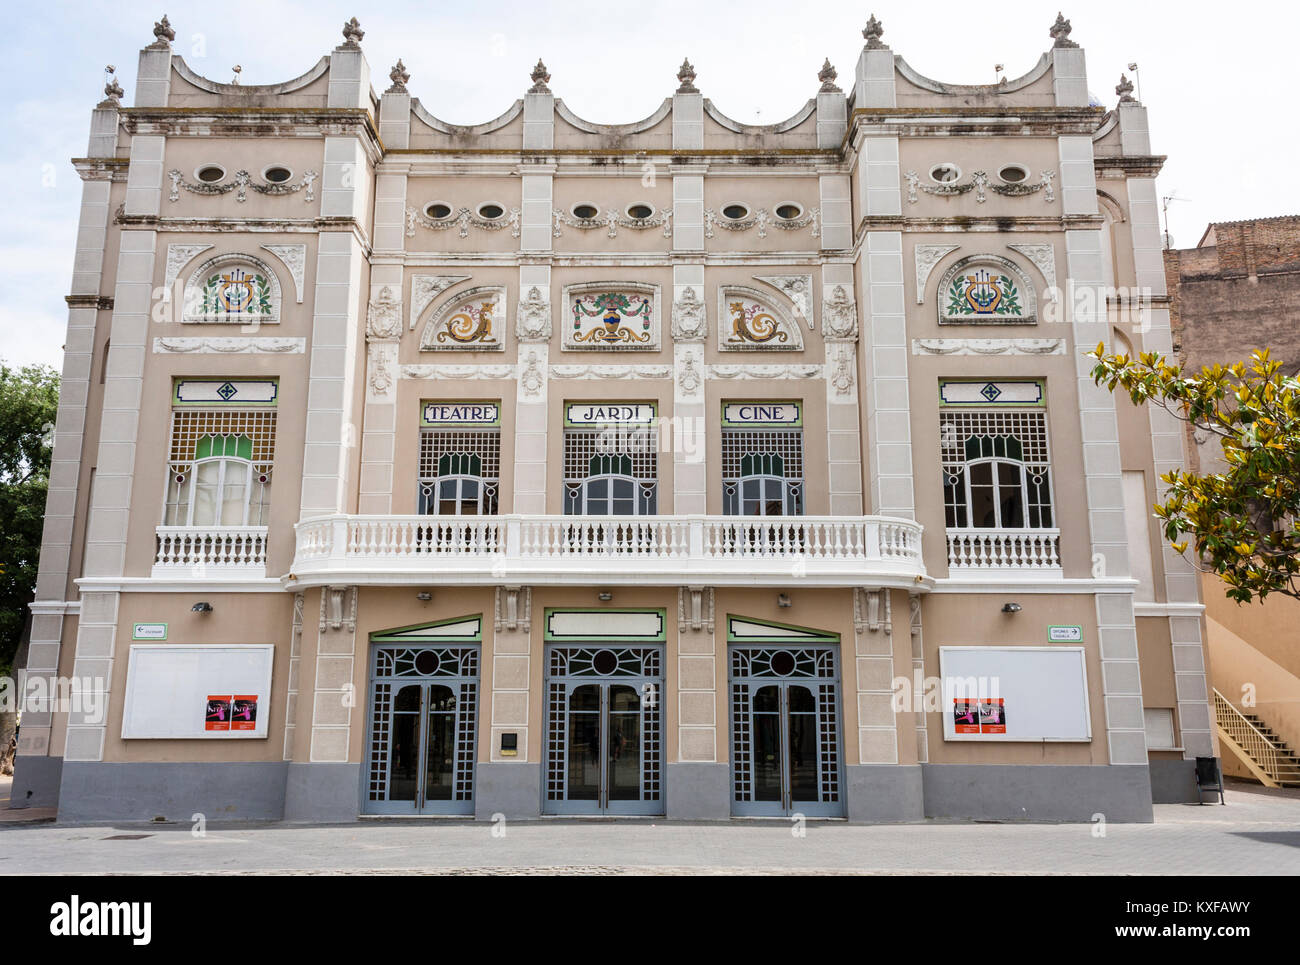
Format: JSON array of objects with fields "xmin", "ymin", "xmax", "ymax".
[{"xmin": 2, "ymin": 776, "xmax": 1298, "ymax": 875}]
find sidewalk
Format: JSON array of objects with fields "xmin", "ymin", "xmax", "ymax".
[{"xmin": 0, "ymin": 775, "xmax": 57, "ymax": 825}]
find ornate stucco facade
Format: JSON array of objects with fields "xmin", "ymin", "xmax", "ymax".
[{"xmin": 14, "ymin": 13, "xmax": 1214, "ymax": 822}]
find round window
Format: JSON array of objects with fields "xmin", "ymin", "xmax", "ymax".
[
  {"xmin": 572, "ymin": 203, "xmax": 599, "ymax": 219},
  {"xmin": 414, "ymin": 650, "xmax": 441, "ymax": 676},
  {"xmin": 592, "ymin": 649, "xmax": 619, "ymax": 675},
  {"xmin": 775, "ymin": 203, "xmax": 803, "ymax": 220},
  {"xmin": 626, "ymin": 203, "xmax": 654, "ymax": 220},
  {"xmin": 721, "ymin": 203, "xmax": 750, "ymax": 220},
  {"xmin": 929, "ymin": 163, "xmax": 962, "ymax": 184},
  {"xmin": 477, "ymin": 202, "xmax": 505, "ymax": 220},
  {"xmin": 195, "ymin": 165, "xmax": 226, "ymax": 184},
  {"xmin": 998, "ymin": 164, "xmax": 1029, "ymax": 184},
  {"xmin": 771, "ymin": 651, "xmax": 797, "ymax": 676},
  {"xmin": 263, "ymin": 165, "xmax": 292, "ymax": 184},
  {"xmin": 424, "ymin": 202, "xmax": 453, "ymax": 220}
]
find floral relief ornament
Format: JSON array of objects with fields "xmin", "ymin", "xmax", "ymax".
[
  {"xmin": 822, "ymin": 285, "xmax": 858, "ymax": 340},
  {"xmin": 516, "ymin": 285, "xmax": 552, "ymax": 341},
  {"xmin": 168, "ymin": 168, "xmax": 317, "ymax": 204},
  {"xmin": 367, "ymin": 286, "xmax": 402, "ymax": 340},
  {"xmin": 671, "ymin": 286, "xmax": 706, "ymax": 341}
]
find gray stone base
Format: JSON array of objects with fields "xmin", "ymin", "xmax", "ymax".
[
  {"xmin": 921, "ymin": 763, "xmax": 1154, "ymax": 823},
  {"xmin": 666, "ymin": 762, "xmax": 731, "ymax": 820},
  {"xmin": 474, "ymin": 762, "xmax": 541, "ymax": 820},
  {"xmin": 8, "ymin": 754, "xmax": 63, "ymax": 809},
  {"xmin": 1149, "ymin": 758, "xmax": 1203, "ymax": 804},
  {"xmin": 283, "ymin": 762, "xmax": 360, "ymax": 822},
  {"xmin": 57, "ymin": 761, "xmax": 289, "ymax": 822},
  {"xmin": 845, "ymin": 764, "xmax": 924, "ymax": 822}
]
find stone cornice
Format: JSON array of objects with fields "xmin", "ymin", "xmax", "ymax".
[
  {"xmin": 846, "ymin": 105, "xmax": 1107, "ymax": 145},
  {"xmin": 112, "ymin": 214, "xmax": 371, "ymax": 248},
  {"xmin": 121, "ymin": 107, "xmax": 383, "ymax": 163},
  {"xmin": 1093, "ymin": 154, "xmax": 1167, "ymax": 179},
  {"xmin": 64, "ymin": 294, "xmax": 114, "ymax": 310},
  {"xmin": 71, "ymin": 157, "xmax": 129, "ymax": 182}
]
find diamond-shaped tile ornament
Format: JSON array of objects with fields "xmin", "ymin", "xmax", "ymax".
[
  {"xmin": 980, "ymin": 382, "xmax": 1002, "ymax": 402},
  {"xmin": 217, "ymin": 381, "xmax": 238, "ymax": 401}
]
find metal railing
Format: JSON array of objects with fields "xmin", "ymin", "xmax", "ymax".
[{"xmin": 1213, "ymin": 689, "xmax": 1286, "ymax": 784}]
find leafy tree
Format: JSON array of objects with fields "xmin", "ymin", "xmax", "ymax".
[
  {"xmin": 0, "ymin": 362, "xmax": 59, "ymax": 677},
  {"xmin": 1088, "ymin": 346, "xmax": 1299, "ymax": 604}
]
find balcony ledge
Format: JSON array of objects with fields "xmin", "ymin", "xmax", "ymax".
[{"xmin": 285, "ymin": 513, "xmax": 931, "ymax": 591}]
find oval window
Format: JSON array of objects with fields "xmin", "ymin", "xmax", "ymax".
[
  {"xmin": 722, "ymin": 203, "xmax": 749, "ymax": 220},
  {"xmin": 929, "ymin": 163, "xmax": 961, "ymax": 184},
  {"xmin": 572, "ymin": 203, "xmax": 599, "ymax": 219},
  {"xmin": 263, "ymin": 166, "xmax": 293, "ymax": 184},
  {"xmin": 195, "ymin": 165, "xmax": 226, "ymax": 184},
  {"xmin": 626, "ymin": 203, "xmax": 654, "ymax": 220},
  {"xmin": 477, "ymin": 202, "xmax": 505, "ymax": 220},
  {"xmin": 775, "ymin": 203, "xmax": 803, "ymax": 220},
  {"xmin": 425, "ymin": 202, "xmax": 453, "ymax": 220},
  {"xmin": 998, "ymin": 164, "xmax": 1029, "ymax": 184}
]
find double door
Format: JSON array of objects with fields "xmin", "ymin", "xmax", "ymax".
[{"xmin": 545, "ymin": 645, "xmax": 663, "ymax": 815}]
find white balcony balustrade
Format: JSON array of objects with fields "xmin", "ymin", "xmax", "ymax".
[
  {"xmin": 945, "ymin": 528, "xmax": 1062, "ymax": 573},
  {"xmin": 289, "ymin": 514, "xmax": 927, "ymax": 588},
  {"xmin": 153, "ymin": 526, "xmax": 269, "ymax": 577}
]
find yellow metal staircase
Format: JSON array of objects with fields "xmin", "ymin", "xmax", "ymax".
[{"xmin": 1213, "ymin": 689, "xmax": 1300, "ymax": 787}]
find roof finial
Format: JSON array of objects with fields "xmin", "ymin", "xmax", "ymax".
[
  {"xmin": 230, "ymin": 65, "xmax": 242, "ymax": 85},
  {"xmin": 818, "ymin": 58, "xmax": 840, "ymax": 93},
  {"xmin": 99, "ymin": 65, "xmax": 124, "ymax": 108},
  {"xmin": 1050, "ymin": 12, "xmax": 1078, "ymax": 48},
  {"xmin": 676, "ymin": 58, "xmax": 698, "ymax": 93},
  {"xmin": 341, "ymin": 17, "xmax": 364, "ymax": 48},
  {"xmin": 1115, "ymin": 73, "xmax": 1135, "ymax": 104},
  {"xmin": 387, "ymin": 59, "xmax": 410, "ymax": 94},
  {"xmin": 863, "ymin": 14, "xmax": 885, "ymax": 48},
  {"xmin": 149, "ymin": 14, "xmax": 175, "ymax": 49},
  {"xmin": 529, "ymin": 59, "xmax": 551, "ymax": 94}
]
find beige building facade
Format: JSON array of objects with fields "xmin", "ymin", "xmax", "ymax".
[{"xmin": 14, "ymin": 13, "xmax": 1214, "ymax": 822}]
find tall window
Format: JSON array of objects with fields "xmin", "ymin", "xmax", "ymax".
[
  {"xmin": 419, "ymin": 431, "xmax": 500, "ymax": 515},
  {"xmin": 563, "ymin": 426, "xmax": 657, "ymax": 515},
  {"xmin": 941, "ymin": 410, "xmax": 1053, "ymax": 530},
  {"xmin": 722, "ymin": 429, "xmax": 804, "ymax": 516},
  {"xmin": 164, "ymin": 410, "xmax": 275, "ymax": 527}
]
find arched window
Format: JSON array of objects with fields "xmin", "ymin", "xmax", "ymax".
[
  {"xmin": 170, "ymin": 433, "xmax": 269, "ymax": 527},
  {"xmin": 943, "ymin": 426, "xmax": 1053, "ymax": 530},
  {"xmin": 430, "ymin": 452, "xmax": 484, "ymax": 515},
  {"xmin": 738, "ymin": 453, "xmax": 788, "ymax": 517},
  {"xmin": 581, "ymin": 454, "xmax": 641, "ymax": 515}
]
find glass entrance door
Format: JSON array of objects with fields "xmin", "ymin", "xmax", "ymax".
[
  {"xmin": 365, "ymin": 645, "xmax": 478, "ymax": 815},
  {"xmin": 731, "ymin": 645, "xmax": 842, "ymax": 817},
  {"xmin": 545, "ymin": 646, "xmax": 663, "ymax": 815}
]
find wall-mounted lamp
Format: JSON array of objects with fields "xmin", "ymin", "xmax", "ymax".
[
  {"xmin": 1001, "ymin": 602, "xmax": 1022, "ymax": 614},
  {"xmin": 777, "ymin": 593, "xmax": 792, "ymax": 609},
  {"xmin": 192, "ymin": 602, "xmax": 213, "ymax": 614},
  {"xmin": 416, "ymin": 592, "xmax": 432, "ymax": 602},
  {"xmin": 597, "ymin": 591, "xmax": 613, "ymax": 602}
]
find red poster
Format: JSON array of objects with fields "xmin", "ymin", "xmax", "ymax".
[
  {"xmin": 205, "ymin": 695, "xmax": 232, "ymax": 731},
  {"xmin": 953, "ymin": 698, "xmax": 980, "ymax": 734},
  {"xmin": 230, "ymin": 695, "xmax": 258, "ymax": 732},
  {"xmin": 979, "ymin": 698, "xmax": 1007, "ymax": 735}
]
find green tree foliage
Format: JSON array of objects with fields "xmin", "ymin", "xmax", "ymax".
[
  {"xmin": 0, "ymin": 363, "xmax": 59, "ymax": 676},
  {"xmin": 1089, "ymin": 346, "xmax": 1300, "ymax": 604}
]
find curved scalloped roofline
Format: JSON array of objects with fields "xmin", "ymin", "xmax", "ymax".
[
  {"xmin": 1092, "ymin": 109, "xmax": 1118, "ymax": 141},
  {"xmin": 702, "ymin": 98, "xmax": 816, "ymax": 135},
  {"xmin": 171, "ymin": 54, "xmax": 330, "ymax": 95},
  {"xmin": 894, "ymin": 51, "xmax": 1051, "ymax": 95},
  {"xmin": 554, "ymin": 98, "xmax": 672, "ymax": 134},
  {"xmin": 410, "ymin": 97, "xmax": 523, "ymax": 135}
]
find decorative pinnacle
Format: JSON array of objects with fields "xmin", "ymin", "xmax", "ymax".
[
  {"xmin": 149, "ymin": 14, "xmax": 175, "ymax": 48},
  {"xmin": 676, "ymin": 58, "xmax": 698, "ymax": 93},
  {"xmin": 1115, "ymin": 73, "xmax": 1135, "ymax": 103},
  {"xmin": 818, "ymin": 58, "xmax": 840, "ymax": 92},
  {"xmin": 387, "ymin": 59, "xmax": 410, "ymax": 94},
  {"xmin": 529, "ymin": 59, "xmax": 551, "ymax": 93},
  {"xmin": 863, "ymin": 14, "xmax": 885, "ymax": 48},
  {"xmin": 341, "ymin": 17, "xmax": 364, "ymax": 47},
  {"xmin": 100, "ymin": 66, "xmax": 124, "ymax": 107},
  {"xmin": 1050, "ymin": 12, "xmax": 1078, "ymax": 48}
]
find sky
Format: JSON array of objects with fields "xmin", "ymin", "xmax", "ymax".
[{"xmin": 3, "ymin": 0, "xmax": 1297, "ymax": 370}]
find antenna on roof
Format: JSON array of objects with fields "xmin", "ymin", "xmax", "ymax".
[{"xmin": 1161, "ymin": 191, "xmax": 1190, "ymax": 249}]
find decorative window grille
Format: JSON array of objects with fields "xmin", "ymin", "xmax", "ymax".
[
  {"xmin": 722, "ymin": 428, "xmax": 804, "ymax": 515},
  {"xmin": 163, "ymin": 409, "xmax": 276, "ymax": 526},
  {"xmin": 563, "ymin": 427, "xmax": 658, "ymax": 514},
  {"xmin": 418, "ymin": 429, "xmax": 500, "ymax": 515},
  {"xmin": 940, "ymin": 409, "xmax": 1053, "ymax": 529}
]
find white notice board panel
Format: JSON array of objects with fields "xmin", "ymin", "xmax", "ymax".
[
  {"xmin": 122, "ymin": 644, "xmax": 273, "ymax": 739},
  {"xmin": 939, "ymin": 646, "xmax": 1091, "ymax": 742}
]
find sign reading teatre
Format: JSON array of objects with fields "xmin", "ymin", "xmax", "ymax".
[{"xmin": 421, "ymin": 401, "xmax": 501, "ymax": 427}]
